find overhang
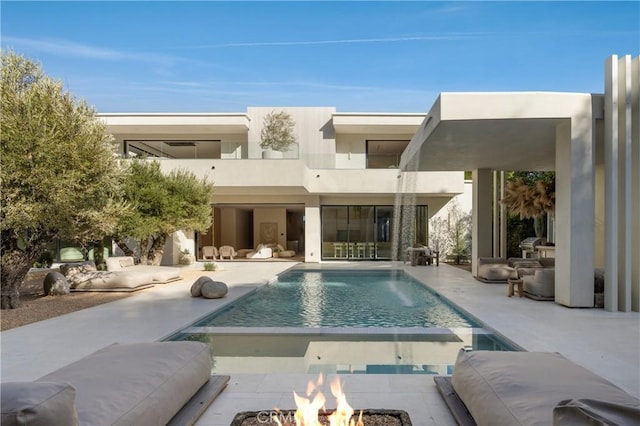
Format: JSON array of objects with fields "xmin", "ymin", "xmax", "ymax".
[
  {"xmin": 99, "ymin": 113, "xmax": 250, "ymax": 135},
  {"xmin": 400, "ymin": 92, "xmax": 599, "ymax": 171},
  {"xmin": 333, "ymin": 112, "xmax": 425, "ymax": 134}
]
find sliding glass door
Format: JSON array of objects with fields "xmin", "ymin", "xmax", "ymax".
[{"xmin": 321, "ymin": 205, "xmax": 427, "ymax": 261}]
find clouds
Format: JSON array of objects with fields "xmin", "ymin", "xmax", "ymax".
[
  {"xmin": 193, "ymin": 33, "xmax": 488, "ymax": 49},
  {"xmin": 2, "ymin": 36, "xmax": 179, "ymax": 66}
]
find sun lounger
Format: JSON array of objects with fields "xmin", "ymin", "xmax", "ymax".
[
  {"xmin": 435, "ymin": 349, "xmax": 640, "ymax": 426},
  {"xmin": 1, "ymin": 342, "xmax": 228, "ymax": 426}
]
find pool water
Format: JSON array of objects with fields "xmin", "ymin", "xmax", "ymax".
[
  {"xmin": 191, "ymin": 270, "xmax": 481, "ymax": 328},
  {"xmin": 166, "ymin": 269, "xmax": 519, "ymax": 374}
]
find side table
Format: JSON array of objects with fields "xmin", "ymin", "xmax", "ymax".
[{"xmin": 508, "ymin": 278, "xmax": 524, "ymax": 298}]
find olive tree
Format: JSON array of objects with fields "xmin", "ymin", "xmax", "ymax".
[
  {"xmin": 259, "ymin": 110, "xmax": 297, "ymax": 152},
  {"xmin": 114, "ymin": 160, "xmax": 214, "ymax": 265},
  {"xmin": 0, "ymin": 51, "xmax": 124, "ymax": 308}
]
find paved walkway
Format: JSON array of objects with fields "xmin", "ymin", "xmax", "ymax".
[{"xmin": 1, "ymin": 261, "xmax": 638, "ymax": 426}]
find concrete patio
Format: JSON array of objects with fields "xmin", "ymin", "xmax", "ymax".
[{"xmin": 1, "ymin": 261, "xmax": 638, "ymax": 425}]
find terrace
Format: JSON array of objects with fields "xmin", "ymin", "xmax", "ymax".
[{"xmin": 2, "ymin": 261, "xmax": 638, "ymax": 425}]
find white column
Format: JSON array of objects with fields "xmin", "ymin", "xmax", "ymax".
[
  {"xmin": 305, "ymin": 196, "xmax": 321, "ymax": 263},
  {"xmin": 554, "ymin": 98, "xmax": 595, "ymax": 307},
  {"xmin": 632, "ymin": 56, "xmax": 640, "ymax": 312},
  {"xmin": 472, "ymin": 169, "xmax": 493, "ymax": 277},
  {"xmin": 605, "ymin": 55, "xmax": 640, "ymax": 312}
]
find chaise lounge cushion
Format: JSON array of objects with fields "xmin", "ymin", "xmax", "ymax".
[
  {"xmin": 523, "ymin": 268, "xmax": 555, "ymax": 300},
  {"xmin": 36, "ymin": 342, "xmax": 212, "ymax": 426},
  {"xmin": 450, "ymin": 350, "xmax": 640, "ymax": 426},
  {"xmin": 61, "ymin": 261, "xmax": 156, "ymax": 292},
  {"xmin": 105, "ymin": 256, "xmax": 181, "ymax": 283},
  {"xmin": 1, "ymin": 382, "xmax": 78, "ymax": 426},
  {"xmin": 476, "ymin": 258, "xmax": 516, "ymax": 283}
]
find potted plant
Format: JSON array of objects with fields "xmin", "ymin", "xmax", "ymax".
[{"xmin": 260, "ymin": 110, "xmax": 297, "ymax": 159}]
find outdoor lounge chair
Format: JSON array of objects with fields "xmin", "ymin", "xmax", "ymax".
[
  {"xmin": 522, "ymin": 268, "xmax": 555, "ymax": 300},
  {"xmin": 435, "ymin": 349, "xmax": 640, "ymax": 426},
  {"xmin": 202, "ymin": 246, "xmax": 218, "ymax": 260},
  {"xmin": 1, "ymin": 342, "xmax": 229, "ymax": 426},
  {"xmin": 218, "ymin": 245, "xmax": 237, "ymax": 260}
]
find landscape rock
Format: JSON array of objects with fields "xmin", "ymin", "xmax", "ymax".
[
  {"xmin": 43, "ymin": 272, "xmax": 71, "ymax": 296},
  {"xmin": 201, "ymin": 280, "xmax": 228, "ymax": 299},
  {"xmin": 190, "ymin": 276, "xmax": 209, "ymax": 297}
]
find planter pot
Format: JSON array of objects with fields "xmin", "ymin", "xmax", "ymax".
[{"xmin": 262, "ymin": 150, "xmax": 284, "ymax": 159}]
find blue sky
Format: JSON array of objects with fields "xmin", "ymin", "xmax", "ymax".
[{"xmin": 2, "ymin": 1, "xmax": 638, "ymax": 112}]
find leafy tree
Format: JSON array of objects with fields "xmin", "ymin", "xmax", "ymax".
[
  {"xmin": 114, "ymin": 160, "xmax": 214, "ymax": 265},
  {"xmin": 259, "ymin": 110, "xmax": 297, "ymax": 152},
  {"xmin": 0, "ymin": 51, "xmax": 123, "ymax": 308}
]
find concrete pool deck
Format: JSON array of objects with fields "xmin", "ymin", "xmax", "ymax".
[{"xmin": 1, "ymin": 261, "xmax": 638, "ymax": 425}]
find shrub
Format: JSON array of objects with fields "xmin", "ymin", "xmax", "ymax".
[{"xmin": 203, "ymin": 262, "xmax": 217, "ymax": 272}]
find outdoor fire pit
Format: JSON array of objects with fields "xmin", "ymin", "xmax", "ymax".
[
  {"xmin": 229, "ymin": 375, "xmax": 412, "ymax": 426},
  {"xmin": 230, "ymin": 409, "xmax": 412, "ymax": 426}
]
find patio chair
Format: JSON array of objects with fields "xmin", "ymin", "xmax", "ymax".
[
  {"xmin": 202, "ymin": 246, "xmax": 218, "ymax": 260},
  {"xmin": 218, "ymin": 245, "xmax": 237, "ymax": 260}
]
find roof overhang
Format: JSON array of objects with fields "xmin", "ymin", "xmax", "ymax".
[
  {"xmin": 332, "ymin": 112, "xmax": 425, "ymax": 134},
  {"xmin": 401, "ymin": 92, "xmax": 600, "ymax": 172},
  {"xmin": 99, "ymin": 113, "xmax": 250, "ymax": 135}
]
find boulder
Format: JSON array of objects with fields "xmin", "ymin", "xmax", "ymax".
[
  {"xmin": 201, "ymin": 280, "xmax": 228, "ymax": 299},
  {"xmin": 190, "ymin": 276, "xmax": 208, "ymax": 297},
  {"xmin": 43, "ymin": 272, "xmax": 71, "ymax": 296}
]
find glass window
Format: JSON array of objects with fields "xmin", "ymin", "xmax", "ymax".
[
  {"xmin": 366, "ymin": 140, "xmax": 410, "ymax": 169},
  {"xmin": 125, "ymin": 140, "xmax": 221, "ymax": 159}
]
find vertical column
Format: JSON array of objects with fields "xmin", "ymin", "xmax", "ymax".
[
  {"xmin": 604, "ymin": 56, "xmax": 619, "ymax": 311},
  {"xmin": 492, "ymin": 171, "xmax": 500, "ymax": 257},
  {"xmin": 472, "ymin": 169, "xmax": 493, "ymax": 277},
  {"xmin": 632, "ymin": 56, "xmax": 640, "ymax": 312},
  {"xmin": 305, "ymin": 196, "xmax": 321, "ymax": 263},
  {"xmin": 618, "ymin": 56, "xmax": 632, "ymax": 311},
  {"xmin": 555, "ymin": 97, "xmax": 595, "ymax": 307},
  {"xmin": 500, "ymin": 171, "xmax": 508, "ymax": 257},
  {"xmin": 605, "ymin": 55, "xmax": 640, "ymax": 312}
]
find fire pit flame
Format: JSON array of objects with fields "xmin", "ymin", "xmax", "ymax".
[{"xmin": 275, "ymin": 374, "xmax": 364, "ymax": 426}]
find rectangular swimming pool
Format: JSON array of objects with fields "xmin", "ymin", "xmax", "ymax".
[{"xmin": 166, "ymin": 269, "xmax": 520, "ymax": 374}]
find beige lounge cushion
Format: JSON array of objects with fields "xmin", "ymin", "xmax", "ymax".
[
  {"xmin": 36, "ymin": 342, "xmax": 212, "ymax": 426},
  {"xmin": 553, "ymin": 398, "xmax": 640, "ymax": 425},
  {"xmin": 1, "ymin": 381, "xmax": 78, "ymax": 426},
  {"xmin": 451, "ymin": 350, "xmax": 640, "ymax": 426}
]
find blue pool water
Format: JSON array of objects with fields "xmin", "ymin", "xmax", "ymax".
[
  {"xmin": 192, "ymin": 270, "xmax": 480, "ymax": 328},
  {"xmin": 167, "ymin": 269, "xmax": 519, "ymax": 374}
]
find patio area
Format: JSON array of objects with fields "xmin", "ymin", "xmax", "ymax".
[{"xmin": 1, "ymin": 261, "xmax": 638, "ymax": 425}]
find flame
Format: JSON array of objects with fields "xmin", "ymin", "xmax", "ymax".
[{"xmin": 286, "ymin": 374, "xmax": 364, "ymax": 426}]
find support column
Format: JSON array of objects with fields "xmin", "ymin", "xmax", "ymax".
[
  {"xmin": 492, "ymin": 171, "xmax": 500, "ymax": 257},
  {"xmin": 500, "ymin": 171, "xmax": 508, "ymax": 257},
  {"xmin": 555, "ymin": 99, "xmax": 595, "ymax": 307},
  {"xmin": 472, "ymin": 169, "xmax": 493, "ymax": 277},
  {"xmin": 605, "ymin": 55, "xmax": 640, "ymax": 312},
  {"xmin": 305, "ymin": 196, "xmax": 321, "ymax": 263}
]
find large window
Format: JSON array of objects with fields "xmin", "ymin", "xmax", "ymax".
[
  {"xmin": 366, "ymin": 140, "xmax": 410, "ymax": 169},
  {"xmin": 321, "ymin": 205, "xmax": 427, "ymax": 260},
  {"xmin": 125, "ymin": 140, "xmax": 221, "ymax": 159}
]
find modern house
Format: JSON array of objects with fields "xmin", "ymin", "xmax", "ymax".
[
  {"xmin": 100, "ymin": 54, "xmax": 638, "ymax": 314},
  {"xmin": 100, "ymin": 107, "xmax": 464, "ymax": 264}
]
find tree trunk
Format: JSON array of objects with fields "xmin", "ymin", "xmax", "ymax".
[
  {"xmin": 147, "ymin": 234, "xmax": 167, "ymax": 266},
  {"xmin": 139, "ymin": 238, "xmax": 150, "ymax": 265},
  {"xmin": 116, "ymin": 240, "xmax": 135, "ymax": 259},
  {"xmin": 1, "ymin": 248, "xmax": 42, "ymax": 309}
]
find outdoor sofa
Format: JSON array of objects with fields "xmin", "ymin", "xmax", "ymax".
[
  {"xmin": 1, "ymin": 341, "xmax": 229, "ymax": 426},
  {"xmin": 435, "ymin": 349, "xmax": 640, "ymax": 426},
  {"xmin": 475, "ymin": 257, "xmax": 555, "ymax": 283},
  {"xmin": 60, "ymin": 257, "xmax": 180, "ymax": 292}
]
